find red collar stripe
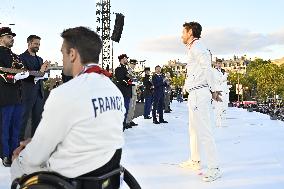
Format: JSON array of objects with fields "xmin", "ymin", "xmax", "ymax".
[{"xmin": 84, "ymin": 65, "xmax": 112, "ymax": 78}]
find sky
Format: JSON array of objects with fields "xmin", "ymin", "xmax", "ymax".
[
  {"xmin": 1, "ymin": 101, "xmax": 284, "ymax": 188},
  {"xmin": 1, "ymin": 0, "xmax": 284, "ymax": 69}
]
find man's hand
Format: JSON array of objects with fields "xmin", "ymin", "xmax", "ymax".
[
  {"xmin": 34, "ymin": 73, "xmax": 49, "ymax": 84},
  {"xmin": 40, "ymin": 60, "xmax": 51, "ymax": 72},
  {"xmin": 212, "ymin": 91, "xmax": 223, "ymax": 102},
  {"xmin": 12, "ymin": 138, "xmax": 32, "ymax": 161}
]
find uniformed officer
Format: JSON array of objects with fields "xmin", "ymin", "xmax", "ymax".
[
  {"xmin": 126, "ymin": 59, "xmax": 138, "ymax": 127},
  {"xmin": 143, "ymin": 67, "xmax": 153, "ymax": 119},
  {"xmin": 114, "ymin": 54, "xmax": 133, "ymax": 130},
  {"xmin": 0, "ymin": 27, "xmax": 29, "ymax": 167},
  {"xmin": 152, "ymin": 65, "xmax": 168, "ymax": 124},
  {"xmin": 11, "ymin": 27, "xmax": 124, "ymax": 189}
]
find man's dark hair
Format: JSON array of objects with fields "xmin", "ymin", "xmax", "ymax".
[
  {"xmin": 61, "ymin": 26, "xmax": 102, "ymax": 64},
  {"xmin": 183, "ymin": 22, "xmax": 202, "ymax": 38},
  {"xmin": 155, "ymin": 65, "xmax": 161, "ymax": 69},
  {"xmin": 27, "ymin": 35, "xmax": 41, "ymax": 43}
]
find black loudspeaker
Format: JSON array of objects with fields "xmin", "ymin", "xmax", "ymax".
[{"xmin": 111, "ymin": 13, "xmax": 124, "ymax": 43}]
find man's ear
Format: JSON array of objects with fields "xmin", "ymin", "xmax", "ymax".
[{"xmin": 69, "ymin": 48, "xmax": 78, "ymax": 63}]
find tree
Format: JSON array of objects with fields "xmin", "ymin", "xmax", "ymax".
[
  {"xmin": 228, "ymin": 58, "xmax": 284, "ymax": 102},
  {"xmin": 162, "ymin": 66, "xmax": 175, "ymax": 77},
  {"xmin": 171, "ymin": 74, "xmax": 186, "ymax": 89}
]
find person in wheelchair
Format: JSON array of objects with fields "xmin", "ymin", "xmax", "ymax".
[{"xmin": 11, "ymin": 27, "xmax": 125, "ymax": 189}]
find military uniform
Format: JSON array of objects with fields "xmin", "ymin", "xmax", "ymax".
[
  {"xmin": 115, "ymin": 63, "xmax": 132, "ymax": 128},
  {"xmin": 152, "ymin": 73, "xmax": 167, "ymax": 124},
  {"xmin": 126, "ymin": 64, "xmax": 138, "ymax": 126},
  {"xmin": 0, "ymin": 30, "xmax": 25, "ymax": 166},
  {"xmin": 0, "ymin": 46, "xmax": 23, "ymax": 106},
  {"xmin": 143, "ymin": 73, "xmax": 153, "ymax": 119}
]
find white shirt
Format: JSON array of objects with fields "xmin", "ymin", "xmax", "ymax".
[
  {"xmin": 184, "ymin": 40, "xmax": 219, "ymax": 92},
  {"xmin": 15, "ymin": 71, "xmax": 125, "ymax": 178}
]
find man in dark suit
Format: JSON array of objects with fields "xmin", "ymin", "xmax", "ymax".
[
  {"xmin": 0, "ymin": 27, "xmax": 28, "ymax": 167},
  {"xmin": 142, "ymin": 67, "xmax": 153, "ymax": 119},
  {"xmin": 114, "ymin": 54, "xmax": 132, "ymax": 130},
  {"xmin": 152, "ymin": 65, "xmax": 168, "ymax": 124},
  {"xmin": 19, "ymin": 35, "xmax": 49, "ymax": 139}
]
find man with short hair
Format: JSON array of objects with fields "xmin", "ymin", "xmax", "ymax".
[
  {"xmin": 152, "ymin": 65, "xmax": 168, "ymax": 124},
  {"xmin": 213, "ymin": 59, "xmax": 229, "ymax": 127},
  {"xmin": 0, "ymin": 27, "xmax": 29, "ymax": 167},
  {"xmin": 115, "ymin": 54, "xmax": 133, "ymax": 130},
  {"xmin": 180, "ymin": 21, "xmax": 222, "ymax": 182},
  {"xmin": 143, "ymin": 67, "xmax": 153, "ymax": 119},
  {"xmin": 19, "ymin": 35, "xmax": 49, "ymax": 139},
  {"xmin": 11, "ymin": 27, "xmax": 124, "ymax": 189}
]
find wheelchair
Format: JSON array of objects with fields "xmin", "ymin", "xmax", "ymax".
[{"xmin": 11, "ymin": 166, "xmax": 141, "ymax": 189}]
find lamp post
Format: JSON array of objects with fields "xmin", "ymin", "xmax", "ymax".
[
  {"xmin": 244, "ymin": 86, "xmax": 249, "ymax": 101},
  {"xmin": 237, "ymin": 71, "xmax": 240, "ymax": 102}
]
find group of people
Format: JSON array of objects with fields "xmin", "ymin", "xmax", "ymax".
[
  {"xmin": 0, "ymin": 20, "xmax": 227, "ymax": 188},
  {"xmin": 115, "ymin": 56, "xmax": 172, "ymax": 130},
  {"xmin": 142, "ymin": 65, "xmax": 170, "ymax": 124},
  {"xmin": 0, "ymin": 26, "xmax": 125, "ymax": 188},
  {"xmin": 0, "ymin": 27, "xmax": 49, "ymax": 167}
]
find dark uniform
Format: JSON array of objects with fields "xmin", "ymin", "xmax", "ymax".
[
  {"xmin": 19, "ymin": 50, "xmax": 45, "ymax": 139},
  {"xmin": 114, "ymin": 63, "xmax": 132, "ymax": 127},
  {"xmin": 142, "ymin": 73, "xmax": 153, "ymax": 119},
  {"xmin": 0, "ymin": 44, "xmax": 25, "ymax": 166},
  {"xmin": 152, "ymin": 73, "xmax": 168, "ymax": 124}
]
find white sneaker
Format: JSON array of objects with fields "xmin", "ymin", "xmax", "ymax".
[
  {"xmin": 202, "ymin": 168, "xmax": 221, "ymax": 182},
  {"xmin": 179, "ymin": 160, "xmax": 201, "ymax": 170}
]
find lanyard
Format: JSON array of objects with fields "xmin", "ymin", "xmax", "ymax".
[
  {"xmin": 186, "ymin": 38, "xmax": 198, "ymax": 50},
  {"xmin": 80, "ymin": 64, "xmax": 112, "ymax": 77}
]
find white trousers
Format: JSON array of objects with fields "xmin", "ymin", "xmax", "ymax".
[
  {"xmin": 187, "ymin": 88, "xmax": 219, "ymax": 169},
  {"xmin": 213, "ymin": 91, "xmax": 228, "ymax": 127},
  {"xmin": 213, "ymin": 101, "xmax": 224, "ymax": 127}
]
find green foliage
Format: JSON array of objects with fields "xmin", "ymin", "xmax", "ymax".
[
  {"xmin": 161, "ymin": 65, "xmax": 186, "ymax": 88},
  {"xmin": 162, "ymin": 66, "xmax": 175, "ymax": 77},
  {"xmin": 228, "ymin": 58, "xmax": 284, "ymax": 101},
  {"xmin": 171, "ymin": 74, "xmax": 186, "ymax": 88}
]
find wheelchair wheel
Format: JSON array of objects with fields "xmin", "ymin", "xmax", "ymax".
[
  {"xmin": 11, "ymin": 171, "xmax": 75, "ymax": 189},
  {"xmin": 123, "ymin": 168, "xmax": 141, "ymax": 189}
]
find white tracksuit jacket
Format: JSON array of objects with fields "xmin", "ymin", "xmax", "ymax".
[
  {"xmin": 184, "ymin": 39, "xmax": 219, "ymax": 169},
  {"xmin": 11, "ymin": 70, "xmax": 125, "ymax": 180}
]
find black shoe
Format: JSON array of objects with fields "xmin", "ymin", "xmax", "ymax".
[
  {"xmin": 159, "ymin": 120, "xmax": 168, "ymax": 123},
  {"xmin": 2, "ymin": 157, "xmax": 11, "ymax": 167},
  {"xmin": 153, "ymin": 120, "xmax": 160, "ymax": 124},
  {"xmin": 144, "ymin": 116, "xmax": 152, "ymax": 119},
  {"xmin": 164, "ymin": 110, "xmax": 171, "ymax": 113},
  {"xmin": 123, "ymin": 123, "xmax": 132, "ymax": 131},
  {"xmin": 130, "ymin": 121, "xmax": 138, "ymax": 126},
  {"xmin": 126, "ymin": 123, "xmax": 132, "ymax": 129}
]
